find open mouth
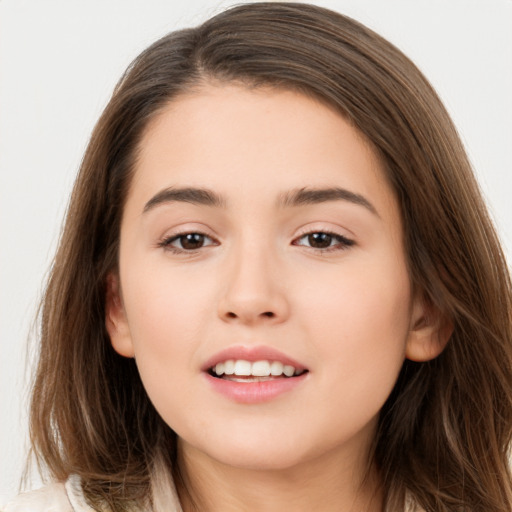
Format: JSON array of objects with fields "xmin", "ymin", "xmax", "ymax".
[{"xmin": 208, "ymin": 359, "xmax": 308, "ymax": 381}]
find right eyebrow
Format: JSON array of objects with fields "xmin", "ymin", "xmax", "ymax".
[
  {"xmin": 143, "ymin": 187, "xmax": 226, "ymax": 213},
  {"xmin": 277, "ymin": 186, "xmax": 379, "ymax": 217}
]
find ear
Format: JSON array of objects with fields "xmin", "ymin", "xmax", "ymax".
[
  {"xmin": 105, "ymin": 272, "xmax": 135, "ymax": 358},
  {"xmin": 405, "ymin": 295, "xmax": 453, "ymax": 362}
]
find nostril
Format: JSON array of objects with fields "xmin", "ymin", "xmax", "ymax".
[{"xmin": 222, "ymin": 310, "xmax": 280, "ymax": 321}]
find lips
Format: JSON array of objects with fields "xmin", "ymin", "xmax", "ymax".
[
  {"xmin": 202, "ymin": 345, "xmax": 309, "ymax": 403},
  {"xmin": 202, "ymin": 345, "xmax": 307, "ymax": 373}
]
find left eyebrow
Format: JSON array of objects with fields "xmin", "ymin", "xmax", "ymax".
[
  {"xmin": 277, "ymin": 187, "xmax": 379, "ymax": 217},
  {"xmin": 143, "ymin": 186, "xmax": 226, "ymax": 213}
]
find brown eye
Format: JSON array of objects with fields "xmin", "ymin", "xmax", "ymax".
[
  {"xmin": 160, "ymin": 232, "xmax": 217, "ymax": 252},
  {"xmin": 307, "ymin": 232, "xmax": 333, "ymax": 248},
  {"xmin": 294, "ymin": 231, "xmax": 355, "ymax": 252},
  {"xmin": 179, "ymin": 233, "xmax": 206, "ymax": 250}
]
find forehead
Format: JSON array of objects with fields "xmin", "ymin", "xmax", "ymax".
[{"xmin": 128, "ymin": 83, "xmax": 397, "ymax": 219}]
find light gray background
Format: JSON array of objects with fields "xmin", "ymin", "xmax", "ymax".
[{"xmin": 1, "ymin": 0, "xmax": 511, "ymax": 503}]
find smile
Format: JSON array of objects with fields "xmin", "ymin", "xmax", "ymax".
[
  {"xmin": 209, "ymin": 359, "xmax": 307, "ymax": 379},
  {"xmin": 202, "ymin": 345, "xmax": 309, "ymax": 403}
]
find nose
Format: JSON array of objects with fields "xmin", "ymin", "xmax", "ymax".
[{"xmin": 217, "ymin": 244, "xmax": 290, "ymax": 326}]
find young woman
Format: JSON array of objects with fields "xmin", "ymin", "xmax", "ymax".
[{"xmin": 4, "ymin": 2, "xmax": 512, "ymax": 511}]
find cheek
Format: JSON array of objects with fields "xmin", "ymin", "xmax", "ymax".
[
  {"xmin": 298, "ymin": 253, "xmax": 411, "ymax": 398},
  {"xmin": 120, "ymin": 263, "xmax": 217, "ymax": 381},
  {"xmin": 119, "ymin": 267, "xmax": 220, "ymax": 433}
]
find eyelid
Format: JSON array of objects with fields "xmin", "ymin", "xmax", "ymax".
[
  {"xmin": 156, "ymin": 222, "xmax": 218, "ymax": 243},
  {"xmin": 157, "ymin": 228, "xmax": 219, "ymax": 254},
  {"xmin": 292, "ymin": 227, "xmax": 355, "ymax": 252},
  {"xmin": 293, "ymin": 222, "xmax": 354, "ymax": 240}
]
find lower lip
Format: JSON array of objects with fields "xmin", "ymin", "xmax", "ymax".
[{"xmin": 204, "ymin": 372, "xmax": 308, "ymax": 404}]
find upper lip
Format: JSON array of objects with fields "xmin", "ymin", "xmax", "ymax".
[{"xmin": 201, "ymin": 345, "xmax": 308, "ymax": 372}]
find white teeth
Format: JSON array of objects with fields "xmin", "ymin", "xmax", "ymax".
[
  {"xmin": 283, "ymin": 365, "xmax": 295, "ymax": 377},
  {"xmin": 212, "ymin": 359, "xmax": 303, "ymax": 378},
  {"xmin": 234, "ymin": 360, "xmax": 252, "ymax": 376},
  {"xmin": 251, "ymin": 360, "xmax": 271, "ymax": 377},
  {"xmin": 223, "ymin": 360, "xmax": 235, "ymax": 375},
  {"xmin": 270, "ymin": 361, "xmax": 284, "ymax": 376}
]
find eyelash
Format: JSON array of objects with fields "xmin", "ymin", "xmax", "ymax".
[
  {"xmin": 292, "ymin": 230, "xmax": 355, "ymax": 253},
  {"xmin": 157, "ymin": 230, "xmax": 355, "ymax": 255},
  {"xmin": 157, "ymin": 231, "xmax": 218, "ymax": 255}
]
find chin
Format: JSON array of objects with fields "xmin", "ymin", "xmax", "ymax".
[
  {"xmin": 211, "ymin": 445, "xmax": 309, "ymax": 472},
  {"xmin": 184, "ymin": 427, "xmax": 326, "ymax": 473}
]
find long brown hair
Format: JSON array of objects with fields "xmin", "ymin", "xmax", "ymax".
[{"xmin": 29, "ymin": 3, "xmax": 512, "ymax": 511}]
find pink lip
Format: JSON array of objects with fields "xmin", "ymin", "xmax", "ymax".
[
  {"xmin": 202, "ymin": 345, "xmax": 309, "ymax": 404},
  {"xmin": 204, "ymin": 372, "xmax": 309, "ymax": 404},
  {"xmin": 201, "ymin": 345, "xmax": 307, "ymax": 372}
]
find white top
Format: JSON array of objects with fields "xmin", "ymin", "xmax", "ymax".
[
  {"xmin": 2, "ymin": 476, "xmax": 91, "ymax": 512},
  {"xmin": 1, "ymin": 475, "xmax": 182, "ymax": 512},
  {"xmin": 3, "ymin": 475, "xmax": 420, "ymax": 511}
]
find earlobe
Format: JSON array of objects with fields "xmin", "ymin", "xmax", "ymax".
[
  {"xmin": 105, "ymin": 272, "xmax": 135, "ymax": 358},
  {"xmin": 405, "ymin": 295, "xmax": 453, "ymax": 362}
]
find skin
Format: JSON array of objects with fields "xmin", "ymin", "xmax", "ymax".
[{"xmin": 106, "ymin": 84, "xmax": 445, "ymax": 512}]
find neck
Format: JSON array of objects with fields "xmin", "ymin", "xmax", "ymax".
[{"xmin": 175, "ymin": 439, "xmax": 383, "ymax": 512}]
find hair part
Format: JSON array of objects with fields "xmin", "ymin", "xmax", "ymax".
[{"xmin": 29, "ymin": 3, "xmax": 512, "ymax": 511}]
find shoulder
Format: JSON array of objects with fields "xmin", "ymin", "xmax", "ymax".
[
  {"xmin": 2, "ymin": 482, "xmax": 71, "ymax": 512},
  {"xmin": 2, "ymin": 476, "xmax": 94, "ymax": 512}
]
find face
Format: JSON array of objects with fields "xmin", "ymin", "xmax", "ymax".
[{"xmin": 107, "ymin": 84, "xmax": 440, "ymax": 474}]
